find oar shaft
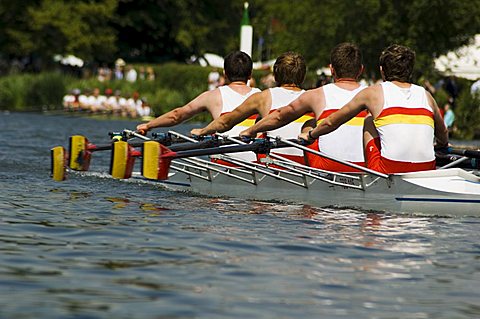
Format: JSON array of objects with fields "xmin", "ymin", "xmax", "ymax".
[
  {"xmin": 164, "ymin": 143, "xmax": 265, "ymax": 159},
  {"xmin": 163, "ymin": 139, "xmax": 293, "ymax": 159},
  {"xmin": 278, "ymin": 137, "xmax": 389, "ymax": 179},
  {"xmin": 88, "ymin": 141, "xmax": 144, "ymax": 152},
  {"xmin": 448, "ymin": 147, "xmax": 480, "ymax": 159}
]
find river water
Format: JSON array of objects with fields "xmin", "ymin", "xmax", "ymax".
[{"xmin": 1, "ymin": 112, "xmax": 479, "ymax": 319}]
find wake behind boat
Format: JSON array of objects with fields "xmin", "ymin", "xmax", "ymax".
[{"xmin": 51, "ymin": 130, "xmax": 480, "ymax": 217}]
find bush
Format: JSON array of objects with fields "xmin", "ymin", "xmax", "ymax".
[
  {"xmin": 0, "ymin": 74, "xmax": 31, "ymax": 110},
  {"xmin": 453, "ymin": 89, "xmax": 480, "ymax": 139},
  {"xmin": 24, "ymin": 72, "xmax": 68, "ymax": 110}
]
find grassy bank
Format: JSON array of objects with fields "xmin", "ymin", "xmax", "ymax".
[
  {"xmin": 0, "ymin": 63, "xmax": 271, "ymax": 123},
  {"xmin": 0, "ymin": 64, "xmax": 478, "ymax": 140}
]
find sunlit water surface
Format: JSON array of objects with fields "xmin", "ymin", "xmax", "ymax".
[{"xmin": 0, "ymin": 112, "xmax": 479, "ymax": 319}]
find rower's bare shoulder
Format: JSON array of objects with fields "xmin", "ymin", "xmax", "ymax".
[{"xmin": 300, "ymin": 87, "xmax": 324, "ymax": 104}]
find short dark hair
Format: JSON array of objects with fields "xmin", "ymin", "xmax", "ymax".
[
  {"xmin": 379, "ymin": 44, "xmax": 415, "ymax": 82},
  {"xmin": 330, "ymin": 43, "xmax": 363, "ymax": 79},
  {"xmin": 223, "ymin": 51, "xmax": 253, "ymax": 83},
  {"xmin": 273, "ymin": 52, "xmax": 306, "ymax": 87}
]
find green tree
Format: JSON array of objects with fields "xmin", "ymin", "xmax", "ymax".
[
  {"xmin": 251, "ymin": 0, "xmax": 480, "ymax": 79},
  {"xmin": 0, "ymin": 0, "xmax": 118, "ymax": 69},
  {"xmin": 114, "ymin": 0, "xmax": 246, "ymax": 62}
]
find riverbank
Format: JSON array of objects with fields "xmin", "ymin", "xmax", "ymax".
[{"xmin": 0, "ymin": 63, "xmax": 273, "ymax": 117}]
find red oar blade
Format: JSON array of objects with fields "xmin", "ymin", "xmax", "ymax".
[{"xmin": 142, "ymin": 141, "xmax": 174, "ymax": 180}]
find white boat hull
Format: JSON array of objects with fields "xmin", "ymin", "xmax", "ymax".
[{"xmin": 155, "ymin": 160, "xmax": 480, "ymax": 217}]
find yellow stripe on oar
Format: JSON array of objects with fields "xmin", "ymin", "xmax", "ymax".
[
  {"xmin": 142, "ymin": 141, "xmax": 161, "ymax": 179},
  {"xmin": 69, "ymin": 135, "xmax": 87, "ymax": 170},
  {"xmin": 110, "ymin": 141, "xmax": 129, "ymax": 179},
  {"xmin": 51, "ymin": 146, "xmax": 66, "ymax": 181}
]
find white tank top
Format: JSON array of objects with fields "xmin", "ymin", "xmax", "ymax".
[
  {"xmin": 266, "ymin": 87, "xmax": 306, "ymax": 157},
  {"xmin": 317, "ymin": 83, "xmax": 367, "ymax": 162},
  {"xmin": 375, "ymin": 82, "xmax": 435, "ymax": 162},
  {"xmin": 218, "ymin": 85, "xmax": 261, "ymax": 161}
]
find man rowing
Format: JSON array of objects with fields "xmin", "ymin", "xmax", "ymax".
[
  {"xmin": 136, "ymin": 51, "xmax": 260, "ymax": 135},
  {"xmin": 190, "ymin": 51, "xmax": 309, "ymax": 164},
  {"xmin": 240, "ymin": 43, "xmax": 367, "ymax": 172},
  {"xmin": 298, "ymin": 44, "xmax": 449, "ymax": 174}
]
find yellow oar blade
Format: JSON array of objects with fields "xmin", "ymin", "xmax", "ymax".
[
  {"xmin": 51, "ymin": 146, "xmax": 67, "ymax": 181},
  {"xmin": 141, "ymin": 141, "xmax": 173, "ymax": 180},
  {"xmin": 110, "ymin": 141, "xmax": 137, "ymax": 179},
  {"xmin": 142, "ymin": 141, "xmax": 161, "ymax": 179},
  {"xmin": 69, "ymin": 135, "xmax": 91, "ymax": 171}
]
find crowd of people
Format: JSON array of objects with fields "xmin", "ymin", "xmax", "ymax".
[
  {"xmin": 96, "ymin": 59, "xmax": 156, "ymax": 83},
  {"xmin": 136, "ymin": 43, "xmax": 454, "ymax": 175},
  {"xmin": 62, "ymin": 88, "xmax": 152, "ymax": 119}
]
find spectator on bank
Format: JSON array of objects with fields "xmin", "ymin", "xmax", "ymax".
[
  {"xmin": 137, "ymin": 97, "xmax": 152, "ymax": 118},
  {"xmin": 102, "ymin": 88, "xmax": 113, "ymax": 112},
  {"xmin": 107, "ymin": 90, "xmax": 125, "ymax": 114},
  {"xmin": 63, "ymin": 90, "xmax": 75, "ymax": 111},
  {"xmin": 444, "ymin": 76, "xmax": 459, "ymax": 104},
  {"xmin": 90, "ymin": 88, "xmax": 107, "ymax": 113},
  {"xmin": 78, "ymin": 89, "xmax": 92, "ymax": 111},
  {"xmin": 97, "ymin": 64, "xmax": 112, "ymax": 82},
  {"xmin": 146, "ymin": 66, "xmax": 155, "ymax": 81},
  {"xmin": 125, "ymin": 65, "xmax": 137, "ymax": 83},
  {"xmin": 471, "ymin": 78, "xmax": 480, "ymax": 96},
  {"xmin": 138, "ymin": 66, "xmax": 146, "ymax": 80},
  {"xmin": 114, "ymin": 58, "xmax": 125, "ymax": 80},
  {"xmin": 208, "ymin": 68, "xmax": 220, "ymax": 90},
  {"xmin": 126, "ymin": 91, "xmax": 142, "ymax": 117},
  {"xmin": 443, "ymin": 102, "xmax": 455, "ymax": 132}
]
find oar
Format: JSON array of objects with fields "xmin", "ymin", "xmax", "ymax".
[
  {"xmin": 51, "ymin": 129, "xmax": 161, "ymax": 181},
  {"xmin": 447, "ymin": 147, "xmax": 480, "ymax": 159},
  {"xmin": 142, "ymin": 138, "xmax": 295, "ymax": 180},
  {"xmin": 112, "ymin": 133, "xmax": 237, "ymax": 179},
  {"xmin": 436, "ymin": 146, "xmax": 480, "ymax": 169},
  {"xmin": 277, "ymin": 137, "xmax": 389, "ymax": 178}
]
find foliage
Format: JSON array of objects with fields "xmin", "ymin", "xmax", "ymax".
[
  {"xmin": 114, "ymin": 0, "xmax": 246, "ymax": 62},
  {"xmin": 252, "ymin": 0, "xmax": 480, "ymax": 79},
  {"xmin": 0, "ymin": 74, "xmax": 32, "ymax": 111},
  {"xmin": 453, "ymin": 90, "xmax": 480, "ymax": 140},
  {"xmin": 0, "ymin": 0, "xmax": 117, "ymax": 68},
  {"xmin": 2, "ymin": 0, "xmax": 480, "ymax": 77},
  {"xmin": 24, "ymin": 72, "xmax": 67, "ymax": 110},
  {"xmin": 0, "ymin": 72, "xmax": 68, "ymax": 111}
]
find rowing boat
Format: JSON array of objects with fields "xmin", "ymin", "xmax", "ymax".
[{"xmin": 51, "ymin": 130, "xmax": 480, "ymax": 217}]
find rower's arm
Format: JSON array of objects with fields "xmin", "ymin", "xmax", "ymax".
[
  {"xmin": 240, "ymin": 94, "xmax": 311, "ymax": 138},
  {"xmin": 192, "ymin": 91, "xmax": 267, "ymax": 136},
  {"xmin": 428, "ymin": 92, "xmax": 449, "ymax": 147},
  {"xmin": 306, "ymin": 89, "xmax": 369, "ymax": 141},
  {"xmin": 137, "ymin": 91, "xmax": 213, "ymax": 133}
]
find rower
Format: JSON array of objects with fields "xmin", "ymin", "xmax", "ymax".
[
  {"xmin": 299, "ymin": 44, "xmax": 449, "ymax": 174},
  {"xmin": 191, "ymin": 51, "xmax": 309, "ymax": 164},
  {"xmin": 240, "ymin": 43, "xmax": 367, "ymax": 172},
  {"xmin": 136, "ymin": 51, "xmax": 260, "ymax": 138}
]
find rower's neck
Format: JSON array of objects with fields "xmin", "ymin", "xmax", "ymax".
[
  {"xmin": 280, "ymin": 84, "xmax": 302, "ymax": 91},
  {"xmin": 228, "ymin": 81, "xmax": 247, "ymax": 86},
  {"xmin": 334, "ymin": 77, "xmax": 357, "ymax": 83}
]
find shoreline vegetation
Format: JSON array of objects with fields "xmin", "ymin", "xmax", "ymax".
[{"xmin": 0, "ymin": 62, "xmax": 479, "ymax": 140}]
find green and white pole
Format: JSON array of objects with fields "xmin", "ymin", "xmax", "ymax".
[{"xmin": 240, "ymin": 2, "xmax": 253, "ymax": 57}]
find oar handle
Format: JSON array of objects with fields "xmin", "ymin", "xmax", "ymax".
[{"xmin": 447, "ymin": 147, "xmax": 480, "ymax": 159}]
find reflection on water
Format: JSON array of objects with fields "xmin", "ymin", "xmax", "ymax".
[{"xmin": 0, "ymin": 113, "xmax": 479, "ymax": 319}]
